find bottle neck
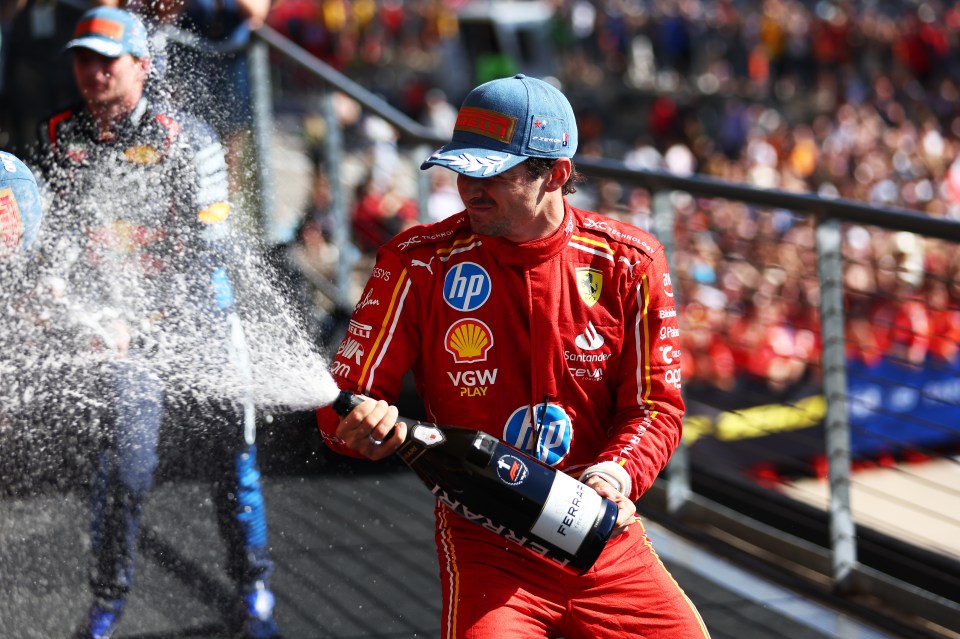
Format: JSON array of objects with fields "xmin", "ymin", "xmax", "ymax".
[{"xmin": 395, "ymin": 419, "xmax": 447, "ymax": 466}]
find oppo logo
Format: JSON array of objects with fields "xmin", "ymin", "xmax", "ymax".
[{"xmin": 665, "ymin": 368, "xmax": 682, "ymax": 389}]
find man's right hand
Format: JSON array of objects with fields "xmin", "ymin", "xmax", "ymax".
[{"xmin": 335, "ymin": 397, "xmax": 407, "ymax": 461}]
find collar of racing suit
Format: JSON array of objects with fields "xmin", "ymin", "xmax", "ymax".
[
  {"xmin": 477, "ymin": 201, "xmax": 573, "ymax": 267},
  {"xmin": 77, "ymin": 96, "xmax": 151, "ymax": 142},
  {"xmin": 476, "ymin": 200, "xmax": 575, "ymax": 430}
]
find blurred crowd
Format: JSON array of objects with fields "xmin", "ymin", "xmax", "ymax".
[
  {"xmin": 270, "ymin": 0, "xmax": 960, "ymax": 403},
  {"xmin": 4, "ymin": 0, "xmax": 959, "ymax": 401}
]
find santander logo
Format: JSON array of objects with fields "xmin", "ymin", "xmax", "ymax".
[{"xmin": 574, "ymin": 321, "xmax": 604, "ymax": 351}]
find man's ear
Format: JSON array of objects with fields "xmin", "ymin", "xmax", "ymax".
[
  {"xmin": 136, "ymin": 56, "xmax": 151, "ymax": 77},
  {"xmin": 546, "ymin": 158, "xmax": 572, "ymax": 191}
]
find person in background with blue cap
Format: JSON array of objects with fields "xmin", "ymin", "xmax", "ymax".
[
  {"xmin": 318, "ymin": 74, "xmax": 711, "ymax": 638},
  {"xmin": 0, "ymin": 150, "xmax": 43, "ymax": 256},
  {"xmin": 33, "ymin": 7, "xmax": 280, "ymax": 639}
]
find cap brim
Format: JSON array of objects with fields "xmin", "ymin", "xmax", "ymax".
[
  {"xmin": 64, "ymin": 37, "xmax": 124, "ymax": 58},
  {"xmin": 420, "ymin": 142, "xmax": 529, "ymax": 177}
]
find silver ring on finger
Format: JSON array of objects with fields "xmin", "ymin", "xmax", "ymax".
[{"xmin": 368, "ymin": 433, "xmax": 383, "ymax": 446}]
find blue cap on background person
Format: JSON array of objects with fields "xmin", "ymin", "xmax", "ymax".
[
  {"xmin": 0, "ymin": 151, "xmax": 43, "ymax": 256},
  {"xmin": 64, "ymin": 6, "xmax": 149, "ymax": 59},
  {"xmin": 421, "ymin": 74, "xmax": 579, "ymax": 177}
]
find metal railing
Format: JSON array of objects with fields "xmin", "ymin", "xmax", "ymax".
[{"xmin": 249, "ymin": 23, "xmax": 960, "ymax": 637}]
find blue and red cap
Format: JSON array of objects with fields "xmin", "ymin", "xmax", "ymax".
[
  {"xmin": 65, "ymin": 6, "xmax": 149, "ymax": 59},
  {"xmin": 421, "ymin": 74, "xmax": 578, "ymax": 177},
  {"xmin": 0, "ymin": 151, "xmax": 43, "ymax": 255}
]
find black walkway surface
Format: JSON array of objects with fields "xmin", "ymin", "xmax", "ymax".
[{"xmin": 1, "ymin": 428, "xmax": 901, "ymax": 639}]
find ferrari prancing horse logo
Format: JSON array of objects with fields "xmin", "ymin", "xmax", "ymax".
[{"xmin": 575, "ymin": 267, "xmax": 602, "ymax": 307}]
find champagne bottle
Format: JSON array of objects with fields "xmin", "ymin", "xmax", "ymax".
[{"xmin": 332, "ymin": 391, "xmax": 619, "ymax": 575}]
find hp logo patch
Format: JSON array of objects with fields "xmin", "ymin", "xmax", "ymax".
[
  {"xmin": 503, "ymin": 403, "xmax": 571, "ymax": 467},
  {"xmin": 443, "ymin": 262, "xmax": 491, "ymax": 311}
]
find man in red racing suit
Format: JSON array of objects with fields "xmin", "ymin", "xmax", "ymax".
[{"xmin": 318, "ymin": 74, "xmax": 710, "ymax": 639}]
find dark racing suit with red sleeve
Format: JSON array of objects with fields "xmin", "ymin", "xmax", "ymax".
[
  {"xmin": 36, "ymin": 98, "xmax": 274, "ymax": 610},
  {"xmin": 318, "ymin": 202, "xmax": 709, "ymax": 639}
]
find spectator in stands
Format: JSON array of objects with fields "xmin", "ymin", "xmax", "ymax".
[
  {"xmin": 424, "ymin": 167, "xmax": 462, "ymax": 222},
  {"xmin": 0, "ymin": 0, "xmax": 80, "ymax": 153},
  {"xmin": 350, "ymin": 171, "xmax": 417, "ymax": 253},
  {"xmin": 140, "ymin": 0, "xmax": 271, "ymax": 203}
]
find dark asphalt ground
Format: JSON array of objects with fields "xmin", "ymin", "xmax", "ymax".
[{"xmin": 0, "ymin": 416, "xmax": 902, "ymax": 639}]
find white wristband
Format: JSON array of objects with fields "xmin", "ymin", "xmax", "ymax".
[{"xmin": 580, "ymin": 461, "xmax": 632, "ymax": 498}]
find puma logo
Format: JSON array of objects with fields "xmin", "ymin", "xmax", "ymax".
[
  {"xmin": 410, "ymin": 257, "xmax": 436, "ymax": 274},
  {"xmin": 618, "ymin": 256, "xmax": 641, "ymax": 277}
]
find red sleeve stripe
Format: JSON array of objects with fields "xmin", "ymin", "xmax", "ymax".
[{"xmin": 46, "ymin": 110, "xmax": 73, "ymax": 151}]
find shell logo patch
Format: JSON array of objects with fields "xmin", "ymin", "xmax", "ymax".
[
  {"xmin": 445, "ymin": 318, "xmax": 493, "ymax": 363},
  {"xmin": 575, "ymin": 267, "xmax": 602, "ymax": 307},
  {"xmin": 0, "ymin": 187, "xmax": 23, "ymax": 257},
  {"xmin": 124, "ymin": 145, "xmax": 162, "ymax": 165}
]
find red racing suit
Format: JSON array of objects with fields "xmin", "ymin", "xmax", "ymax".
[{"xmin": 318, "ymin": 202, "xmax": 708, "ymax": 639}]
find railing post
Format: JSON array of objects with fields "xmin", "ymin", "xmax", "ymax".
[
  {"xmin": 320, "ymin": 88, "xmax": 355, "ymax": 309},
  {"xmin": 652, "ymin": 189, "xmax": 691, "ymax": 513},
  {"xmin": 415, "ymin": 145, "xmax": 432, "ymax": 224},
  {"xmin": 247, "ymin": 37, "xmax": 275, "ymax": 239},
  {"xmin": 815, "ymin": 215, "xmax": 857, "ymax": 593}
]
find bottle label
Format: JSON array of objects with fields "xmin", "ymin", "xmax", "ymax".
[
  {"xmin": 431, "ymin": 484, "xmax": 572, "ymax": 571},
  {"xmin": 530, "ymin": 472, "xmax": 603, "ymax": 554},
  {"xmin": 412, "ymin": 424, "xmax": 445, "ymax": 446},
  {"xmin": 398, "ymin": 424, "xmax": 446, "ymax": 465}
]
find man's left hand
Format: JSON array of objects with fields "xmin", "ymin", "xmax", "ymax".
[{"xmin": 584, "ymin": 475, "xmax": 637, "ymax": 537}]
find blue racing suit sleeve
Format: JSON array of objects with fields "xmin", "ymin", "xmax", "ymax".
[
  {"xmin": 211, "ymin": 266, "xmax": 236, "ymax": 310},
  {"xmin": 171, "ymin": 111, "xmax": 237, "ymax": 313}
]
